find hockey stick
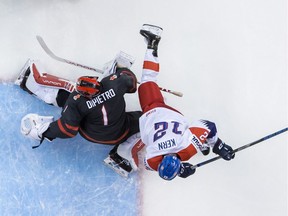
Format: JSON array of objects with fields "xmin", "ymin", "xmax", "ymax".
[
  {"xmin": 191, "ymin": 127, "xmax": 288, "ymax": 169},
  {"xmin": 158, "ymin": 86, "xmax": 183, "ymax": 97},
  {"xmin": 135, "ymin": 81, "xmax": 183, "ymax": 97},
  {"xmin": 36, "ymin": 35, "xmax": 183, "ymax": 97},
  {"xmin": 36, "ymin": 35, "xmax": 104, "ymax": 73}
]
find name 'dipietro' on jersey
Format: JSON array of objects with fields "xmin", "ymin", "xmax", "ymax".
[{"xmin": 86, "ymin": 89, "xmax": 116, "ymax": 109}]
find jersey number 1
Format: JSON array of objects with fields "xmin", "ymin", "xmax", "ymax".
[{"xmin": 102, "ymin": 105, "xmax": 108, "ymax": 125}]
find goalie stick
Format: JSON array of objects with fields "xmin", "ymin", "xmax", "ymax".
[
  {"xmin": 36, "ymin": 35, "xmax": 183, "ymax": 97},
  {"xmin": 36, "ymin": 35, "xmax": 104, "ymax": 73},
  {"xmin": 191, "ymin": 127, "xmax": 288, "ymax": 169}
]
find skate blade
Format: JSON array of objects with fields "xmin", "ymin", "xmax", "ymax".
[
  {"xmin": 141, "ymin": 24, "xmax": 163, "ymax": 37},
  {"xmin": 15, "ymin": 59, "xmax": 32, "ymax": 85},
  {"xmin": 103, "ymin": 156, "xmax": 129, "ymax": 178}
]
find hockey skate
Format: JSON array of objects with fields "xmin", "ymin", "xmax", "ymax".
[
  {"xmin": 15, "ymin": 59, "xmax": 34, "ymax": 94},
  {"xmin": 102, "ymin": 51, "xmax": 135, "ymax": 76},
  {"xmin": 15, "ymin": 59, "xmax": 32, "ymax": 86},
  {"xmin": 140, "ymin": 24, "xmax": 163, "ymax": 56},
  {"xmin": 103, "ymin": 152, "xmax": 133, "ymax": 178}
]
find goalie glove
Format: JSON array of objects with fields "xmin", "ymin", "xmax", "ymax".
[
  {"xmin": 21, "ymin": 113, "xmax": 53, "ymax": 141},
  {"xmin": 178, "ymin": 162, "xmax": 196, "ymax": 178},
  {"xmin": 102, "ymin": 51, "xmax": 135, "ymax": 76}
]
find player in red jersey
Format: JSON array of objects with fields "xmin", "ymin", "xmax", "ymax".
[{"xmin": 137, "ymin": 24, "xmax": 235, "ymax": 180}]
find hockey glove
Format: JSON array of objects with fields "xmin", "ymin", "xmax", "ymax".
[
  {"xmin": 178, "ymin": 162, "xmax": 196, "ymax": 178},
  {"xmin": 212, "ymin": 138, "xmax": 235, "ymax": 161},
  {"xmin": 21, "ymin": 113, "xmax": 53, "ymax": 141}
]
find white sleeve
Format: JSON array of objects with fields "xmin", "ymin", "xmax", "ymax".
[{"xmin": 189, "ymin": 119, "xmax": 219, "ymax": 150}]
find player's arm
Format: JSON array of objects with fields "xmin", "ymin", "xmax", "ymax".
[
  {"xmin": 144, "ymin": 155, "xmax": 162, "ymax": 171},
  {"xmin": 20, "ymin": 94, "xmax": 82, "ymax": 146},
  {"xmin": 43, "ymin": 118, "xmax": 79, "ymax": 140},
  {"xmin": 43, "ymin": 96, "xmax": 83, "ymax": 141},
  {"xmin": 20, "ymin": 112, "xmax": 79, "ymax": 145},
  {"xmin": 115, "ymin": 67, "xmax": 137, "ymax": 93},
  {"xmin": 189, "ymin": 120, "xmax": 235, "ymax": 160}
]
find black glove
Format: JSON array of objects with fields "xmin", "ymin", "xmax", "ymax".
[
  {"xmin": 178, "ymin": 162, "xmax": 196, "ymax": 178},
  {"xmin": 213, "ymin": 138, "xmax": 235, "ymax": 161}
]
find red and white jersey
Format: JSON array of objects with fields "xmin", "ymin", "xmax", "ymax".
[{"xmin": 139, "ymin": 107, "xmax": 218, "ymax": 171}]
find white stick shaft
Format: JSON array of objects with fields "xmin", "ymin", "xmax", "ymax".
[
  {"xmin": 36, "ymin": 35, "xmax": 183, "ymax": 97},
  {"xmin": 36, "ymin": 36, "xmax": 104, "ymax": 73}
]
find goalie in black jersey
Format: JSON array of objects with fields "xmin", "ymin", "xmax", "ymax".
[{"xmin": 16, "ymin": 52, "xmax": 143, "ymax": 177}]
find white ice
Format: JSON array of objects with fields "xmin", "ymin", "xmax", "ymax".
[{"xmin": 0, "ymin": 0, "xmax": 287, "ymax": 216}]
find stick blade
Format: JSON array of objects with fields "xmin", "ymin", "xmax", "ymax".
[{"xmin": 36, "ymin": 35, "xmax": 63, "ymax": 62}]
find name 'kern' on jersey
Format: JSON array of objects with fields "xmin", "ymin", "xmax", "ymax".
[{"xmin": 140, "ymin": 107, "xmax": 219, "ymax": 171}]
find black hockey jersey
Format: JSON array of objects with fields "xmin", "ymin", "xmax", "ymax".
[{"xmin": 43, "ymin": 68, "xmax": 142, "ymax": 145}]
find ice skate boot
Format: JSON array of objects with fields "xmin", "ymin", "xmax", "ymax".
[
  {"xmin": 15, "ymin": 59, "xmax": 33, "ymax": 94},
  {"xmin": 15, "ymin": 59, "xmax": 32, "ymax": 86},
  {"xmin": 140, "ymin": 24, "xmax": 163, "ymax": 57},
  {"xmin": 103, "ymin": 145, "xmax": 133, "ymax": 178}
]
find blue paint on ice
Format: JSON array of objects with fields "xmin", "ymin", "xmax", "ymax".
[{"xmin": 0, "ymin": 83, "xmax": 139, "ymax": 216}]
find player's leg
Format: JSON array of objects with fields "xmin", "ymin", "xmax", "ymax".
[
  {"xmin": 15, "ymin": 59, "xmax": 73, "ymax": 107},
  {"xmin": 139, "ymin": 24, "xmax": 162, "ymax": 83},
  {"xmin": 138, "ymin": 24, "xmax": 166, "ymax": 112},
  {"xmin": 103, "ymin": 133, "xmax": 145, "ymax": 178},
  {"xmin": 103, "ymin": 111, "xmax": 144, "ymax": 178},
  {"xmin": 140, "ymin": 24, "xmax": 162, "ymax": 58},
  {"xmin": 138, "ymin": 25, "xmax": 182, "ymax": 114}
]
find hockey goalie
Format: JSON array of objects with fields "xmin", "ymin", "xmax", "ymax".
[{"xmin": 16, "ymin": 52, "xmax": 144, "ymax": 178}]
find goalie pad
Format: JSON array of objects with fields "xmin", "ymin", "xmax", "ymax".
[
  {"xmin": 21, "ymin": 113, "xmax": 53, "ymax": 141},
  {"xmin": 16, "ymin": 59, "xmax": 75, "ymax": 106},
  {"xmin": 102, "ymin": 51, "xmax": 135, "ymax": 76},
  {"xmin": 31, "ymin": 63, "xmax": 75, "ymax": 92}
]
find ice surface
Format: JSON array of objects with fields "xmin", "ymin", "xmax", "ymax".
[
  {"xmin": 0, "ymin": 84, "xmax": 139, "ymax": 216},
  {"xmin": 0, "ymin": 0, "xmax": 287, "ymax": 216}
]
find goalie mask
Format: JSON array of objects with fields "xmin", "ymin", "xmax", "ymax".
[
  {"xmin": 158, "ymin": 154, "xmax": 181, "ymax": 181},
  {"xmin": 76, "ymin": 76, "xmax": 101, "ymax": 98}
]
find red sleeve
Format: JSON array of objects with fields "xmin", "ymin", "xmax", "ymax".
[
  {"xmin": 189, "ymin": 127, "xmax": 210, "ymax": 143},
  {"xmin": 146, "ymin": 155, "xmax": 163, "ymax": 171},
  {"xmin": 177, "ymin": 144, "xmax": 197, "ymax": 161}
]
